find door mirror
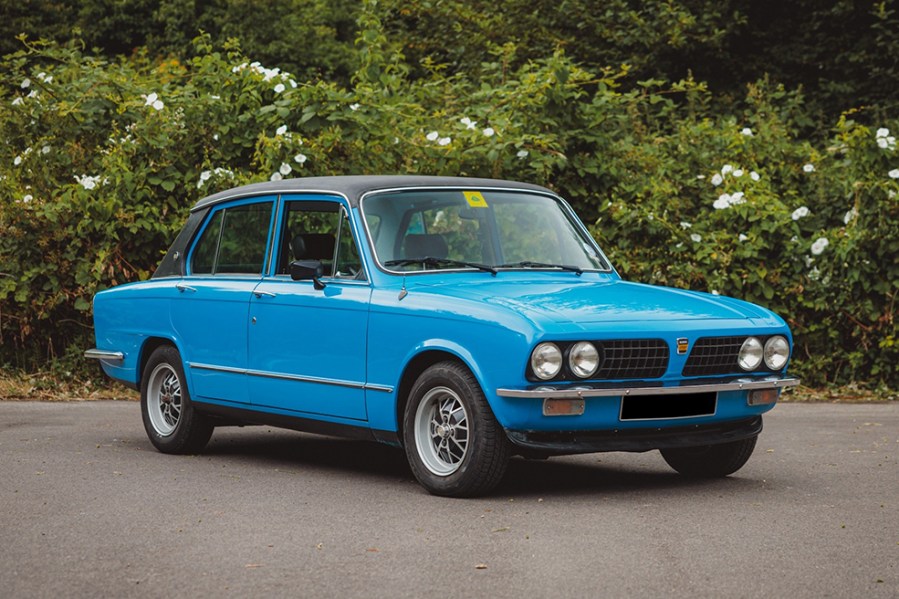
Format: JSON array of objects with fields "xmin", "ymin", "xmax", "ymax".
[{"xmin": 290, "ymin": 260, "xmax": 326, "ymax": 290}]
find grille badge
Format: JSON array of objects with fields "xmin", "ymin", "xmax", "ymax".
[{"xmin": 677, "ymin": 338, "xmax": 689, "ymax": 355}]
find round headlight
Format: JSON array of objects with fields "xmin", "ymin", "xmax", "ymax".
[
  {"xmin": 764, "ymin": 335, "xmax": 790, "ymax": 370},
  {"xmin": 530, "ymin": 343, "xmax": 562, "ymax": 380},
  {"xmin": 738, "ymin": 337, "xmax": 763, "ymax": 371},
  {"xmin": 569, "ymin": 342, "xmax": 599, "ymax": 378}
]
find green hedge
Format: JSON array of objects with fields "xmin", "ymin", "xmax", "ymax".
[{"xmin": 1, "ymin": 19, "xmax": 897, "ymax": 387}]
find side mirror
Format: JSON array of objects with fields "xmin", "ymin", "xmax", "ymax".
[{"xmin": 289, "ymin": 260, "xmax": 326, "ymax": 290}]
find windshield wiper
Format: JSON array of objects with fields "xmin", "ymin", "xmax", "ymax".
[
  {"xmin": 385, "ymin": 256, "xmax": 497, "ymax": 275},
  {"xmin": 499, "ymin": 261, "xmax": 583, "ymax": 275}
]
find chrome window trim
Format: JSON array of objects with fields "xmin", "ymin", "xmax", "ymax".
[
  {"xmin": 357, "ymin": 186, "xmax": 615, "ymax": 276},
  {"xmin": 496, "ymin": 375, "xmax": 800, "ymax": 399},
  {"xmin": 188, "ymin": 362, "xmax": 394, "ymax": 393}
]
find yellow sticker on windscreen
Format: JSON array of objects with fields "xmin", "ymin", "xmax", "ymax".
[{"xmin": 463, "ymin": 190, "xmax": 488, "ymax": 208}]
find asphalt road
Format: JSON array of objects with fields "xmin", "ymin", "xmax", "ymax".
[{"xmin": 1, "ymin": 401, "xmax": 896, "ymax": 598}]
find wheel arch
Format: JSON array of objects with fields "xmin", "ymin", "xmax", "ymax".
[
  {"xmin": 137, "ymin": 336, "xmax": 181, "ymax": 390},
  {"xmin": 395, "ymin": 349, "xmax": 472, "ymax": 443}
]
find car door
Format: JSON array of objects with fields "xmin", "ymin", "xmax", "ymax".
[
  {"xmin": 247, "ymin": 196, "xmax": 372, "ymax": 421},
  {"xmin": 170, "ymin": 197, "xmax": 276, "ymax": 405}
]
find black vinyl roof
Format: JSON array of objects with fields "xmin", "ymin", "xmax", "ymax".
[{"xmin": 192, "ymin": 175, "xmax": 555, "ymax": 211}]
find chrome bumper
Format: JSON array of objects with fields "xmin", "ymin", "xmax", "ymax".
[
  {"xmin": 497, "ymin": 375, "xmax": 800, "ymax": 399},
  {"xmin": 84, "ymin": 348, "xmax": 125, "ymax": 362}
]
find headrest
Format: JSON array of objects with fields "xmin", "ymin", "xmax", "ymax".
[{"xmin": 291, "ymin": 233, "xmax": 335, "ymax": 260}]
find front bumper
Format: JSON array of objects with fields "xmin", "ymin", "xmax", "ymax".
[
  {"xmin": 496, "ymin": 375, "xmax": 799, "ymax": 399},
  {"xmin": 507, "ymin": 416, "xmax": 763, "ymax": 456}
]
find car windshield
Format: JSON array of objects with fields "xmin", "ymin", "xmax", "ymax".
[{"xmin": 361, "ymin": 189, "xmax": 610, "ymax": 273}]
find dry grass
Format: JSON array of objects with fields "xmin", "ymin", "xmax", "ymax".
[{"xmin": 0, "ymin": 373, "xmax": 138, "ymax": 401}]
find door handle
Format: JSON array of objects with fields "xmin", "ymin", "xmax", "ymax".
[
  {"xmin": 253, "ymin": 290, "xmax": 277, "ymax": 298},
  {"xmin": 175, "ymin": 283, "xmax": 197, "ymax": 293}
]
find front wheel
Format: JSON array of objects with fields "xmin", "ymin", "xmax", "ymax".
[
  {"xmin": 141, "ymin": 345, "xmax": 213, "ymax": 454},
  {"xmin": 660, "ymin": 435, "xmax": 758, "ymax": 478},
  {"xmin": 403, "ymin": 361, "xmax": 510, "ymax": 497}
]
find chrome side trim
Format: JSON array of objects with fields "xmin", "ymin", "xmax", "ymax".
[
  {"xmin": 496, "ymin": 376, "xmax": 800, "ymax": 399},
  {"xmin": 84, "ymin": 349, "xmax": 125, "ymax": 362},
  {"xmin": 188, "ymin": 362, "xmax": 394, "ymax": 393}
]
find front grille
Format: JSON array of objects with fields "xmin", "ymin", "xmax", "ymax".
[
  {"xmin": 682, "ymin": 336, "xmax": 744, "ymax": 376},
  {"xmin": 594, "ymin": 339, "xmax": 669, "ymax": 379}
]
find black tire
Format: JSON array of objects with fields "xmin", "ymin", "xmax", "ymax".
[
  {"xmin": 140, "ymin": 345, "xmax": 213, "ymax": 454},
  {"xmin": 403, "ymin": 361, "xmax": 511, "ymax": 497},
  {"xmin": 660, "ymin": 435, "xmax": 758, "ymax": 478}
]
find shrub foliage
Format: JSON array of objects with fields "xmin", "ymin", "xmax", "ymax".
[{"xmin": 0, "ymin": 7, "xmax": 897, "ymax": 387}]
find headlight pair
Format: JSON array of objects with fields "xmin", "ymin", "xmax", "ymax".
[
  {"xmin": 738, "ymin": 335, "xmax": 790, "ymax": 371},
  {"xmin": 530, "ymin": 341, "xmax": 600, "ymax": 381}
]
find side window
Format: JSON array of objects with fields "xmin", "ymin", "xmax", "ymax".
[
  {"xmin": 190, "ymin": 202, "xmax": 273, "ymax": 275},
  {"xmin": 334, "ymin": 208, "xmax": 365, "ymax": 280},
  {"xmin": 278, "ymin": 201, "xmax": 366, "ymax": 281},
  {"xmin": 191, "ymin": 210, "xmax": 223, "ymax": 274}
]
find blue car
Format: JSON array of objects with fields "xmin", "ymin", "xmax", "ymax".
[{"xmin": 87, "ymin": 175, "xmax": 799, "ymax": 496}]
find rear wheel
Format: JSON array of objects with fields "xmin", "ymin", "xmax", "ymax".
[
  {"xmin": 660, "ymin": 436, "xmax": 757, "ymax": 478},
  {"xmin": 403, "ymin": 361, "xmax": 510, "ymax": 497},
  {"xmin": 141, "ymin": 345, "xmax": 213, "ymax": 454}
]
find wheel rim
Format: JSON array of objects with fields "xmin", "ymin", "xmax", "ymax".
[
  {"xmin": 413, "ymin": 386, "xmax": 470, "ymax": 476},
  {"xmin": 146, "ymin": 363, "xmax": 182, "ymax": 437}
]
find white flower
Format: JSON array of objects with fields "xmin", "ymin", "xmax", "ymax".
[
  {"xmin": 517, "ymin": 149, "xmax": 529, "ymax": 159},
  {"xmin": 889, "ymin": 168, "xmax": 899, "ymax": 179},
  {"xmin": 12, "ymin": 97, "xmax": 23, "ymax": 106},
  {"xmin": 13, "ymin": 155, "xmax": 22, "ymax": 166},
  {"xmin": 21, "ymin": 78, "xmax": 31, "ymax": 89},
  {"xmin": 438, "ymin": 137, "xmax": 451, "ymax": 146},
  {"xmin": 23, "ymin": 194, "xmax": 33, "ymax": 202},
  {"xmin": 270, "ymin": 172, "xmax": 283, "ymax": 181},
  {"xmin": 876, "ymin": 128, "xmax": 890, "ymax": 139},
  {"xmin": 210, "ymin": 95, "xmax": 220, "ymax": 100},
  {"xmin": 741, "ymin": 127, "xmax": 753, "ymax": 136},
  {"xmin": 791, "ymin": 206, "xmax": 809, "ymax": 220},
  {"xmin": 679, "ymin": 221, "xmax": 692, "ymax": 229},
  {"xmin": 279, "ymin": 162, "xmax": 292, "ymax": 176},
  {"xmin": 289, "ymin": 79, "xmax": 297, "ymax": 88},
  {"xmin": 730, "ymin": 191, "xmax": 746, "ymax": 205},
  {"xmin": 690, "ymin": 233, "xmax": 702, "ymax": 243},
  {"xmin": 710, "ymin": 173, "xmax": 723, "ymax": 186},
  {"xmin": 721, "ymin": 164, "xmax": 733, "ymax": 175},
  {"xmin": 75, "ymin": 174, "xmax": 100, "ymax": 190},
  {"xmin": 810, "ymin": 237, "xmax": 829, "ymax": 255},
  {"xmin": 460, "ymin": 117, "xmax": 476, "ymax": 129},
  {"xmin": 349, "ymin": 103, "xmax": 360, "ymax": 111},
  {"xmin": 213, "ymin": 134, "xmax": 219, "ymax": 141},
  {"xmin": 273, "ymin": 83, "xmax": 286, "ymax": 94},
  {"xmin": 145, "ymin": 92, "xmax": 158, "ymax": 105},
  {"xmin": 803, "ymin": 163, "xmax": 815, "ymax": 173},
  {"xmin": 713, "ymin": 194, "xmax": 731, "ymax": 210},
  {"xmin": 808, "ymin": 267, "xmax": 820, "ymax": 281},
  {"xmin": 426, "ymin": 131, "xmax": 439, "ymax": 141},
  {"xmin": 738, "ymin": 233, "xmax": 749, "ymax": 242},
  {"xmin": 482, "ymin": 127, "xmax": 495, "ymax": 137},
  {"xmin": 733, "ymin": 169, "xmax": 744, "ymax": 177},
  {"xmin": 151, "ymin": 99, "xmax": 164, "ymax": 110},
  {"xmin": 27, "ymin": 90, "xmax": 38, "ymax": 99},
  {"xmin": 276, "ymin": 125, "xmax": 288, "ymax": 136},
  {"xmin": 197, "ymin": 170, "xmax": 213, "ymax": 188},
  {"xmin": 877, "ymin": 137, "xmax": 890, "ymax": 149},
  {"xmin": 41, "ymin": 145, "xmax": 51, "ymax": 154},
  {"xmin": 294, "ymin": 153, "xmax": 307, "ymax": 164},
  {"xmin": 696, "ymin": 175, "xmax": 705, "ymax": 180},
  {"xmin": 843, "ymin": 207, "xmax": 857, "ymax": 224},
  {"xmin": 711, "ymin": 290, "xmax": 720, "ymax": 295},
  {"xmin": 750, "ymin": 171, "xmax": 760, "ymax": 181}
]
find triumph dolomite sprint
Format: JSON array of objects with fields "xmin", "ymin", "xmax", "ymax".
[{"xmin": 86, "ymin": 175, "xmax": 799, "ymax": 497}]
